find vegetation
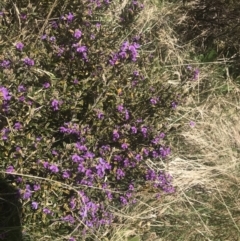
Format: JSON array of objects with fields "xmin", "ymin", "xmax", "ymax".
[{"xmin": 0, "ymin": 0, "xmax": 240, "ymax": 240}]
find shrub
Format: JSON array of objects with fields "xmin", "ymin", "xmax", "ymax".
[{"xmin": 0, "ymin": 0, "xmax": 191, "ymax": 239}]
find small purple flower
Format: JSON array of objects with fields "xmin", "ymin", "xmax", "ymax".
[
  {"xmin": 15, "ymin": 42, "xmax": 24, "ymax": 51},
  {"xmin": 120, "ymin": 196, "xmax": 128, "ymax": 205},
  {"xmin": 43, "ymin": 161, "xmax": 49, "ymax": 169},
  {"xmin": 73, "ymin": 79, "xmax": 79, "ymax": 84},
  {"xmin": 121, "ymin": 143, "xmax": 129, "ymax": 150},
  {"xmin": 171, "ymin": 102, "xmax": 177, "ymax": 109},
  {"xmin": 190, "ymin": 121, "xmax": 196, "ymax": 127},
  {"xmin": 97, "ymin": 110, "xmax": 104, "ymax": 119},
  {"xmin": 20, "ymin": 13, "xmax": 27, "ymax": 20},
  {"xmin": 49, "ymin": 36, "xmax": 56, "ymax": 42},
  {"xmin": 117, "ymin": 104, "xmax": 124, "ymax": 113},
  {"xmin": 49, "ymin": 164, "xmax": 59, "ymax": 173},
  {"xmin": 74, "ymin": 29, "xmax": 82, "ymax": 39},
  {"xmin": 33, "ymin": 184, "xmax": 40, "ymax": 191},
  {"xmin": 14, "ymin": 122, "xmax": 22, "ymax": 130},
  {"xmin": 1, "ymin": 60, "xmax": 10, "ymax": 68},
  {"xmin": 109, "ymin": 53, "xmax": 119, "ymax": 66},
  {"xmin": 135, "ymin": 154, "xmax": 142, "ymax": 161},
  {"xmin": 62, "ymin": 170, "xmax": 71, "ymax": 179},
  {"xmin": 51, "ymin": 99, "xmax": 61, "ymax": 111},
  {"xmin": 125, "ymin": 109, "xmax": 130, "ymax": 120},
  {"xmin": 23, "ymin": 57, "xmax": 34, "ymax": 66},
  {"xmin": 62, "ymin": 214, "xmax": 75, "ymax": 224},
  {"xmin": 141, "ymin": 126, "xmax": 148, "ymax": 137},
  {"xmin": 19, "ymin": 95, "xmax": 25, "ymax": 102},
  {"xmin": 43, "ymin": 207, "xmax": 52, "ymax": 214},
  {"xmin": 133, "ymin": 70, "xmax": 139, "ymax": 76},
  {"xmin": 32, "ymin": 201, "xmax": 38, "ymax": 210},
  {"xmin": 41, "ymin": 34, "xmax": 47, "ymax": 40},
  {"xmin": 52, "ymin": 150, "xmax": 58, "ymax": 156},
  {"xmin": 18, "ymin": 85, "xmax": 26, "ymax": 92},
  {"xmin": 69, "ymin": 238, "xmax": 76, "ymax": 241},
  {"xmin": 193, "ymin": 68, "xmax": 199, "ymax": 80},
  {"xmin": 131, "ymin": 126, "xmax": 137, "ymax": 134},
  {"xmin": 0, "ymin": 86, "xmax": 11, "ymax": 100},
  {"xmin": 96, "ymin": 23, "xmax": 101, "ymax": 29},
  {"xmin": 51, "ymin": 21, "xmax": 58, "ymax": 29},
  {"xmin": 67, "ymin": 12, "xmax": 74, "ymax": 22},
  {"xmin": 6, "ymin": 165, "xmax": 14, "ymax": 173},
  {"xmin": 113, "ymin": 129, "xmax": 120, "ymax": 141},
  {"xmin": 72, "ymin": 153, "xmax": 82, "ymax": 163},
  {"xmin": 150, "ymin": 97, "xmax": 159, "ymax": 105},
  {"xmin": 22, "ymin": 190, "xmax": 32, "ymax": 200},
  {"xmin": 116, "ymin": 168, "xmax": 125, "ymax": 180},
  {"xmin": 159, "ymin": 146, "xmax": 171, "ymax": 158}
]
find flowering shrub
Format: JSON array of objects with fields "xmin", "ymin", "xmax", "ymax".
[{"xmin": 0, "ymin": 0, "xmax": 191, "ymax": 240}]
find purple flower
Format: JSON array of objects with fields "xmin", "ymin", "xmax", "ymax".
[
  {"xmin": 1, "ymin": 60, "xmax": 10, "ymax": 68},
  {"xmin": 0, "ymin": 87, "xmax": 11, "ymax": 100},
  {"xmin": 97, "ymin": 110, "xmax": 104, "ymax": 119},
  {"xmin": 121, "ymin": 143, "xmax": 129, "ymax": 150},
  {"xmin": 43, "ymin": 207, "xmax": 52, "ymax": 214},
  {"xmin": 43, "ymin": 161, "xmax": 49, "ymax": 168},
  {"xmin": 23, "ymin": 57, "xmax": 34, "ymax": 66},
  {"xmin": 143, "ymin": 148, "xmax": 149, "ymax": 156},
  {"xmin": 141, "ymin": 126, "xmax": 148, "ymax": 137},
  {"xmin": 96, "ymin": 158, "xmax": 111, "ymax": 178},
  {"xmin": 96, "ymin": 23, "xmax": 101, "ymax": 29},
  {"xmin": 33, "ymin": 184, "xmax": 40, "ymax": 191},
  {"xmin": 133, "ymin": 70, "xmax": 139, "ymax": 76},
  {"xmin": 193, "ymin": 68, "xmax": 199, "ymax": 80},
  {"xmin": 52, "ymin": 150, "xmax": 58, "ymax": 156},
  {"xmin": 19, "ymin": 95, "xmax": 25, "ymax": 102},
  {"xmin": 116, "ymin": 168, "xmax": 125, "ymax": 180},
  {"xmin": 49, "ymin": 36, "xmax": 56, "ymax": 42},
  {"xmin": 109, "ymin": 53, "xmax": 119, "ymax": 66},
  {"xmin": 159, "ymin": 146, "xmax": 171, "ymax": 158},
  {"xmin": 2, "ymin": 127, "xmax": 10, "ymax": 140},
  {"xmin": 131, "ymin": 126, "xmax": 137, "ymax": 134},
  {"xmin": 117, "ymin": 104, "xmax": 124, "ymax": 112},
  {"xmin": 69, "ymin": 238, "xmax": 76, "ymax": 241},
  {"xmin": 67, "ymin": 12, "xmax": 74, "ymax": 22},
  {"xmin": 15, "ymin": 42, "xmax": 24, "ymax": 51},
  {"xmin": 150, "ymin": 97, "xmax": 158, "ymax": 105},
  {"xmin": 62, "ymin": 214, "xmax": 75, "ymax": 224},
  {"xmin": 72, "ymin": 154, "xmax": 82, "ymax": 163},
  {"xmin": 20, "ymin": 13, "xmax": 27, "ymax": 20},
  {"xmin": 74, "ymin": 29, "xmax": 82, "ymax": 39},
  {"xmin": 22, "ymin": 190, "xmax": 32, "ymax": 200},
  {"xmin": 69, "ymin": 198, "xmax": 76, "ymax": 209},
  {"xmin": 62, "ymin": 170, "xmax": 71, "ymax": 179},
  {"xmin": 73, "ymin": 79, "xmax": 79, "ymax": 84},
  {"xmin": 14, "ymin": 122, "xmax": 22, "ymax": 130},
  {"xmin": 50, "ymin": 20, "xmax": 58, "ymax": 28},
  {"xmin": 135, "ymin": 154, "xmax": 142, "ymax": 161},
  {"xmin": 6, "ymin": 165, "xmax": 14, "ymax": 173},
  {"xmin": 51, "ymin": 99, "xmax": 61, "ymax": 111},
  {"xmin": 49, "ymin": 164, "xmax": 59, "ymax": 173},
  {"xmin": 190, "ymin": 120, "xmax": 196, "ymax": 127},
  {"xmin": 41, "ymin": 34, "xmax": 47, "ymax": 40},
  {"xmin": 113, "ymin": 129, "xmax": 120, "ymax": 141},
  {"xmin": 120, "ymin": 196, "xmax": 128, "ymax": 205},
  {"xmin": 129, "ymin": 183, "xmax": 134, "ymax": 191},
  {"xmin": 18, "ymin": 85, "xmax": 26, "ymax": 92},
  {"xmin": 125, "ymin": 109, "xmax": 130, "ymax": 120}
]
